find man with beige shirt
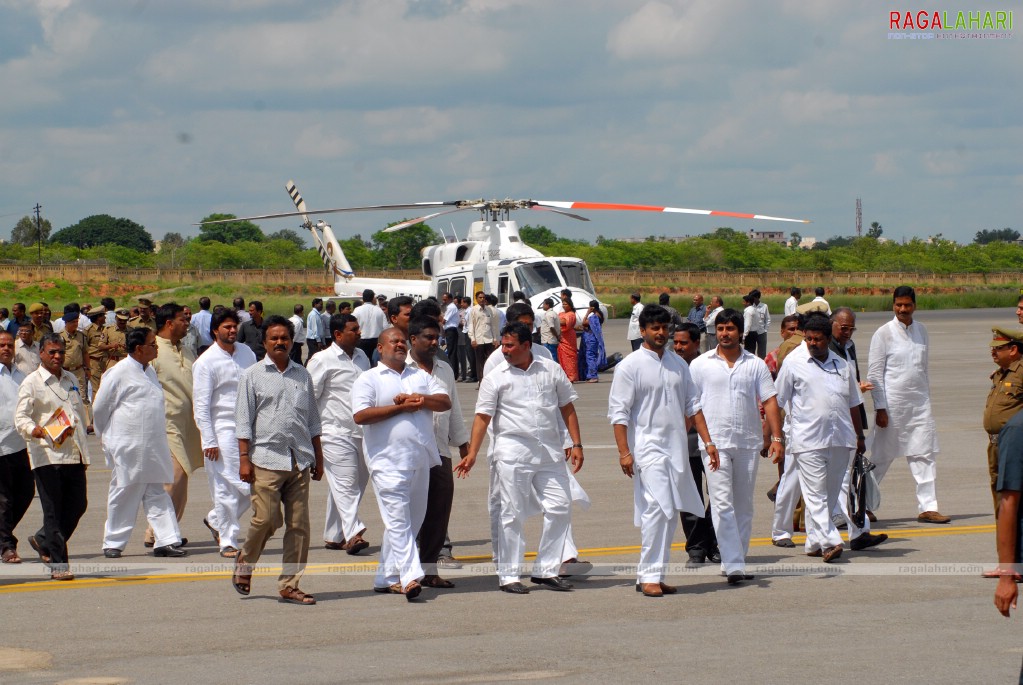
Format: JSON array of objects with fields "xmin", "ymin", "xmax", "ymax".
[
  {"xmin": 144, "ymin": 302, "xmax": 204, "ymax": 547},
  {"xmin": 15, "ymin": 333, "xmax": 92, "ymax": 580}
]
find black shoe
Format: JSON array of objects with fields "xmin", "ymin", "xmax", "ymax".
[
  {"xmin": 153, "ymin": 545, "xmax": 188, "ymax": 557},
  {"xmin": 145, "ymin": 537, "xmax": 186, "ymax": 549},
  {"xmin": 687, "ymin": 551, "xmax": 707, "ymax": 564},
  {"xmin": 500, "ymin": 582, "xmax": 530, "ymax": 594},
  {"xmin": 850, "ymin": 532, "xmax": 889, "ymax": 551},
  {"xmin": 530, "ymin": 576, "xmax": 573, "ymax": 591},
  {"xmin": 707, "ymin": 550, "xmax": 722, "ymax": 564},
  {"xmin": 772, "ymin": 538, "xmax": 796, "ymax": 548},
  {"xmin": 103, "ymin": 548, "xmax": 122, "ymax": 559},
  {"xmin": 727, "ymin": 572, "xmax": 754, "ymax": 585}
]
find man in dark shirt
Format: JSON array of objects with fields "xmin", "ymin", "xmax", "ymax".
[{"xmin": 236, "ymin": 301, "xmax": 266, "ymax": 360}]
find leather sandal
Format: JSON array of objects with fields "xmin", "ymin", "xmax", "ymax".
[
  {"xmin": 219, "ymin": 546, "xmax": 239, "ymax": 559},
  {"xmin": 279, "ymin": 587, "xmax": 316, "ymax": 605},
  {"xmin": 344, "ymin": 533, "xmax": 369, "ymax": 555},
  {"xmin": 422, "ymin": 574, "xmax": 455, "ymax": 589},
  {"xmin": 232, "ymin": 555, "xmax": 251, "ymax": 596},
  {"xmin": 1, "ymin": 548, "xmax": 22, "ymax": 564},
  {"xmin": 403, "ymin": 580, "xmax": 422, "ymax": 601}
]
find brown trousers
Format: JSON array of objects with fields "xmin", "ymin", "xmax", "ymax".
[{"xmin": 241, "ymin": 464, "xmax": 311, "ymax": 592}]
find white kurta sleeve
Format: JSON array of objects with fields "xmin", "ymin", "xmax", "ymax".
[
  {"xmin": 607, "ymin": 363, "xmax": 634, "ymax": 426},
  {"xmin": 192, "ymin": 360, "xmax": 218, "ymax": 449},
  {"xmin": 867, "ymin": 326, "xmax": 889, "ymax": 410}
]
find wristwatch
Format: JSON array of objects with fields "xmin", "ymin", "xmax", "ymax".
[
  {"xmin": 572, "ymin": 443, "xmax": 583, "ymax": 449},
  {"xmin": 770, "ymin": 436, "xmax": 784, "ymax": 443}
]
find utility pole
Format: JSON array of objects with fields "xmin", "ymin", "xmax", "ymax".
[
  {"xmin": 855, "ymin": 197, "xmax": 862, "ymax": 237},
  {"xmin": 34, "ymin": 203, "xmax": 42, "ymax": 265}
]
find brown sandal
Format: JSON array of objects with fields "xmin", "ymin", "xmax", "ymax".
[
  {"xmin": 403, "ymin": 579, "xmax": 422, "ymax": 601},
  {"xmin": 232, "ymin": 555, "xmax": 251, "ymax": 596},
  {"xmin": 422, "ymin": 574, "xmax": 455, "ymax": 589},
  {"xmin": 220, "ymin": 546, "xmax": 239, "ymax": 559},
  {"xmin": 279, "ymin": 587, "xmax": 316, "ymax": 605},
  {"xmin": 373, "ymin": 583, "xmax": 403, "ymax": 594},
  {"xmin": 51, "ymin": 569, "xmax": 75, "ymax": 581},
  {"xmin": 1, "ymin": 549, "xmax": 22, "ymax": 564},
  {"xmin": 344, "ymin": 532, "xmax": 369, "ymax": 555}
]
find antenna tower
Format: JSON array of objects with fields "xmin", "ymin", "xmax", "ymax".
[{"xmin": 855, "ymin": 197, "xmax": 862, "ymax": 237}]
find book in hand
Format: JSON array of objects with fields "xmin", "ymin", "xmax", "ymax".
[{"xmin": 43, "ymin": 407, "xmax": 74, "ymax": 447}]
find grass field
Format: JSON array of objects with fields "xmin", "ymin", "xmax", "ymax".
[{"xmin": 5, "ymin": 279, "xmax": 1020, "ymax": 321}]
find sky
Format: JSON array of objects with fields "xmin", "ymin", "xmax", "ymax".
[{"xmin": 0, "ymin": 0, "xmax": 1020, "ymax": 250}]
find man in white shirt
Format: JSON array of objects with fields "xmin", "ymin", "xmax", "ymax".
[
  {"xmin": 289, "ymin": 304, "xmax": 306, "ymax": 365},
  {"xmin": 14, "ymin": 323, "xmax": 39, "ymax": 376},
  {"xmin": 14, "ymin": 333, "xmax": 92, "ymax": 580},
  {"xmin": 305, "ymin": 298, "xmax": 324, "ymax": 363},
  {"xmin": 0, "ymin": 330, "xmax": 32, "ymax": 564},
  {"xmin": 441, "ymin": 292, "xmax": 460, "ymax": 369},
  {"xmin": 784, "ymin": 288, "xmax": 801, "ymax": 316},
  {"xmin": 354, "ymin": 289, "xmax": 388, "ymax": 364},
  {"xmin": 539, "ymin": 298, "xmax": 560, "ymax": 360},
  {"xmin": 702, "ymin": 295, "xmax": 724, "ymax": 353},
  {"xmin": 353, "ymin": 327, "xmax": 450, "ymax": 600},
  {"xmin": 811, "ymin": 287, "xmax": 832, "ymax": 316},
  {"xmin": 307, "ymin": 313, "xmax": 372, "ymax": 554},
  {"xmin": 467, "ymin": 291, "xmax": 500, "ymax": 381},
  {"xmin": 627, "ymin": 293, "xmax": 643, "ymax": 352},
  {"xmin": 456, "ymin": 322, "xmax": 583, "ymax": 594},
  {"xmin": 190, "ymin": 297, "xmax": 214, "ymax": 355},
  {"xmin": 868, "ymin": 285, "xmax": 949, "ymax": 524},
  {"xmin": 95, "ymin": 328, "xmax": 186, "ymax": 559},
  {"xmin": 609, "ymin": 306, "xmax": 718, "ymax": 597},
  {"xmin": 775, "ymin": 316, "xmax": 885, "ymax": 562},
  {"xmin": 233, "ymin": 297, "xmax": 251, "ymax": 324},
  {"xmin": 192, "ymin": 309, "xmax": 257, "ymax": 558},
  {"xmin": 750, "ymin": 289, "xmax": 771, "ymax": 359},
  {"xmin": 689, "ymin": 309, "xmax": 784, "ymax": 584},
  {"xmin": 0, "ymin": 309, "xmax": 10, "ymax": 332},
  {"xmin": 407, "ymin": 316, "xmax": 469, "ymax": 589}
]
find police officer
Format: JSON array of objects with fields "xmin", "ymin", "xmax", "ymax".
[
  {"xmin": 27, "ymin": 303, "xmax": 52, "ymax": 343},
  {"xmin": 105, "ymin": 309, "xmax": 130, "ymax": 371},
  {"xmin": 128, "ymin": 298, "xmax": 157, "ymax": 332},
  {"xmin": 85, "ymin": 306, "xmax": 112, "ymax": 394},
  {"xmin": 984, "ymin": 327, "xmax": 1023, "ymax": 512}
]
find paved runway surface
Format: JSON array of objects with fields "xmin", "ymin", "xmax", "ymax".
[{"xmin": 2, "ymin": 307, "xmax": 1021, "ymax": 684}]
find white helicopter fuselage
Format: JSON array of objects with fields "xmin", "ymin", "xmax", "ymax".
[{"xmin": 325, "ymin": 219, "xmax": 601, "ymax": 313}]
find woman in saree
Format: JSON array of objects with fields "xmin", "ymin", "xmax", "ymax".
[
  {"xmin": 581, "ymin": 300, "xmax": 606, "ymax": 382},
  {"xmin": 558, "ymin": 299, "xmax": 579, "ymax": 382}
]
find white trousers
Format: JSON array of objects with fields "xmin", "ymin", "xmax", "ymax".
[
  {"xmin": 103, "ymin": 481, "xmax": 181, "ymax": 550},
  {"xmin": 321, "ymin": 433, "xmax": 368, "ymax": 543},
  {"xmin": 488, "ymin": 453, "xmax": 578, "ymax": 564},
  {"xmin": 705, "ymin": 447, "xmax": 758, "ymax": 574},
  {"xmin": 871, "ymin": 449, "xmax": 938, "ymax": 513},
  {"xmin": 636, "ymin": 469, "xmax": 678, "ymax": 583},
  {"xmin": 771, "ymin": 450, "xmax": 801, "ymax": 541},
  {"xmin": 371, "ymin": 467, "xmax": 428, "ymax": 588},
  {"xmin": 204, "ymin": 450, "xmax": 251, "ymax": 550},
  {"xmin": 795, "ymin": 447, "xmax": 856, "ymax": 552},
  {"xmin": 495, "ymin": 460, "xmax": 572, "ymax": 585}
]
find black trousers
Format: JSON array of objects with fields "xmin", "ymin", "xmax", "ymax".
[
  {"xmin": 290, "ymin": 342, "xmax": 304, "ymax": 364},
  {"xmin": 459, "ymin": 332, "xmax": 476, "ymax": 380},
  {"xmin": 0, "ymin": 449, "xmax": 34, "ymax": 553},
  {"xmin": 358, "ymin": 338, "xmax": 378, "ymax": 367},
  {"xmin": 743, "ymin": 335, "xmax": 758, "ymax": 354},
  {"xmin": 33, "ymin": 463, "xmax": 88, "ymax": 567},
  {"xmin": 305, "ymin": 339, "xmax": 321, "ymax": 364},
  {"xmin": 418, "ymin": 456, "xmax": 454, "ymax": 566},
  {"xmin": 444, "ymin": 327, "xmax": 460, "ymax": 374},
  {"xmin": 474, "ymin": 343, "xmax": 494, "ymax": 381},
  {"xmin": 681, "ymin": 432, "xmax": 718, "ymax": 555}
]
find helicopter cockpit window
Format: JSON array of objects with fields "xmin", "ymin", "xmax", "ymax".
[
  {"xmin": 450, "ymin": 277, "xmax": 466, "ymax": 299},
  {"xmin": 514, "ymin": 262, "xmax": 562, "ymax": 299},
  {"xmin": 557, "ymin": 260, "xmax": 595, "ymax": 294},
  {"xmin": 497, "ymin": 274, "xmax": 510, "ymax": 306}
]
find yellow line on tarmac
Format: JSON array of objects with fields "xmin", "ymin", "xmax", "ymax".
[{"xmin": 0, "ymin": 524, "xmax": 994, "ymax": 595}]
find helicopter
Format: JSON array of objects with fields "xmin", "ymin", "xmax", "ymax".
[{"xmin": 200, "ymin": 181, "xmax": 810, "ymax": 314}]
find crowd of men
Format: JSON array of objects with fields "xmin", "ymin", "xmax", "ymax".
[{"xmin": 0, "ymin": 287, "xmax": 1016, "ymax": 612}]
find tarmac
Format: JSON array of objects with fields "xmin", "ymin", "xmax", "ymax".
[{"xmin": 1, "ymin": 306, "xmax": 1021, "ymax": 685}]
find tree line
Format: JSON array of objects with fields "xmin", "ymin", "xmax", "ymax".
[{"xmin": 4, "ymin": 212, "xmax": 1021, "ymax": 274}]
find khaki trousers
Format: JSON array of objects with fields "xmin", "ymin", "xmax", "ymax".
[
  {"xmin": 241, "ymin": 464, "xmax": 311, "ymax": 592},
  {"xmin": 988, "ymin": 440, "xmax": 1000, "ymax": 514},
  {"xmin": 144, "ymin": 459, "xmax": 188, "ymax": 545}
]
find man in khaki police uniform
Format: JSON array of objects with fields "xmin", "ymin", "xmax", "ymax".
[
  {"xmin": 85, "ymin": 307, "xmax": 111, "ymax": 394},
  {"xmin": 59, "ymin": 307, "xmax": 92, "ymax": 433},
  {"xmin": 984, "ymin": 327, "xmax": 1023, "ymax": 512},
  {"xmin": 128, "ymin": 298, "xmax": 157, "ymax": 332},
  {"xmin": 104, "ymin": 309, "xmax": 130, "ymax": 371},
  {"xmin": 28, "ymin": 303, "xmax": 52, "ymax": 343}
]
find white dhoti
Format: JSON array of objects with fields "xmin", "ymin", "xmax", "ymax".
[
  {"xmin": 771, "ymin": 450, "xmax": 801, "ymax": 541},
  {"xmin": 633, "ymin": 456, "xmax": 700, "ymax": 583},
  {"xmin": 371, "ymin": 467, "xmax": 428, "ymax": 589},
  {"xmin": 103, "ymin": 480, "xmax": 181, "ymax": 550},
  {"xmin": 489, "ymin": 455, "xmax": 587, "ymax": 564},
  {"xmin": 871, "ymin": 446, "xmax": 938, "ymax": 513},
  {"xmin": 794, "ymin": 447, "xmax": 862, "ymax": 552},
  {"xmin": 495, "ymin": 460, "xmax": 571, "ymax": 585},
  {"xmin": 705, "ymin": 447, "xmax": 759, "ymax": 574},
  {"xmin": 321, "ymin": 433, "xmax": 369, "ymax": 544},
  {"xmin": 203, "ymin": 427, "xmax": 250, "ymax": 551}
]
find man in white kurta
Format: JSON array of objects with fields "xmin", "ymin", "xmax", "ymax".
[
  {"xmin": 609, "ymin": 304, "xmax": 719, "ymax": 596},
  {"xmin": 352, "ymin": 327, "xmax": 450, "ymax": 599},
  {"xmin": 456, "ymin": 322, "xmax": 584, "ymax": 594},
  {"xmin": 308, "ymin": 313, "xmax": 372, "ymax": 553},
  {"xmin": 868, "ymin": 287, "xmax": 949, "ymax": 524},
  {"xmin": 482, "ymin": 305, "xmax": 590, "ymax": 572},
  {"xmin": 95, "ymin": 329, "xmax": 184, "ymax": 557},
  {"xmin": 689, "ymin": 309, "xmax": 784, "ymax": 583},
  {"xmin": 775, "ymin": 317, "xmax": 884, "ymax": 561},
  {"xmin": 192, "ymin": 309, "xmax": 257, "ymax": 557}
]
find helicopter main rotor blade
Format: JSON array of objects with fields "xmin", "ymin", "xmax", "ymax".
[
  {"xmin": 194, "ymin": 201, "xmax": 456, "ymax": 225},
  {"xmin": 527, "ymin": 206, "xmax": 590, "ymax": 221},
  {"xmin": 533, "ymin": 200, "xmax": 811, "ymax": 224},
  {"xmin": 382, "ymin": 207, "xmax": 473, "ymax": 233}
]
